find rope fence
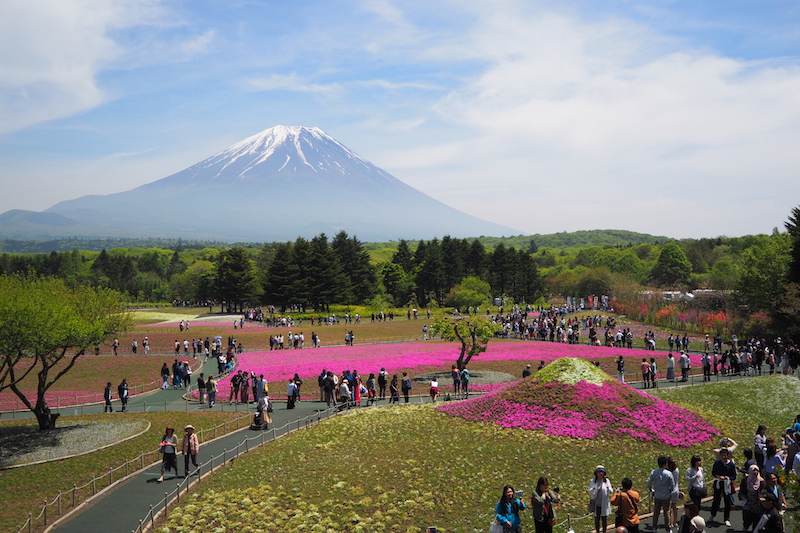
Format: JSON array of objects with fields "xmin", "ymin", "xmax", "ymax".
[
  {"xmin": 131, "ymin": 406, "xmax": 340, "ymax": 533},
  {"xmin": 0, "ymin": 359, "xmax": 204, "ymax": 415},
  {"xmin": 14, "ymin": 412, "xmax": 251, "ymax": 533}
]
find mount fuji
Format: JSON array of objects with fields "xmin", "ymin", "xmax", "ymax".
[{"xmin": 1, "ymin": 126, "xmax": 519, "ymax": 242}]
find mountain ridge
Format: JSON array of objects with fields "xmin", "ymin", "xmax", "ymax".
[{"xmin": 0, "ymin": 125, "xmax": 520, "ymax": 242}]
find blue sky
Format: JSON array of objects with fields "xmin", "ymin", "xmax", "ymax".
[{"xmin": 1, "ymin": 0, "xmax": 799, "ymax": 239}]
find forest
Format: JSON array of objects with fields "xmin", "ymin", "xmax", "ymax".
[{"xmin": 1, "ymin": 208, "xmax": 799, "ymax": 339}]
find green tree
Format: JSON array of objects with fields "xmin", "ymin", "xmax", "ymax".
[
  {"xmin": 786, "ymin": 206, "xmax": 800, "ymax": 284},
  {"xmin": 431, "ymin": 316, "xmax": 496, "ymax": 370},
  {"xmin": 332, "ymin": 231, "xmax": 377, "ymax": 304},
  {"xmin": 735, "ymin": 234, "xmax": 791, "ymax": 311},
  {"xmin": 262, "ymin": 242, "xmax": 297, "ymax": 312},
  {"xmin": 391, "ymin": 239, "xmax": 414, "ymax": 273},
  {"xmin": 307, "ymin": 234, "xmax": 348, "ymax": 310},
  {"xmin": 446, "ymin": 276, "xmax": 492, "ymax": 310},
  {"xmin": 212, "ymin": 247, "xmax": 259, "ymax": 312},
  {"xmin": 465, "ymin": 239, "xmax": 487, "ymax": 277},
  {"xmin": 650, "ymin": 242, "xmax": 692, "ymax": 287},
  {"xmin": 0, "ymin": 275, "xmax": 130, "ymax": 430}
]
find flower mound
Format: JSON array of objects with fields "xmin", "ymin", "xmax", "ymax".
[{"xmin": 437, "ymin": 358, "xmax": 717, "ymax": 447}]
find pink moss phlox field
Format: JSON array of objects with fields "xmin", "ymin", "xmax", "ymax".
[
  {"xmin": 436, "ymin": 377, "xmax": 718, "ymax": 447},
  {"xmin": 209, "ymin": 340, "xmax": 644, "ymax": 397}
]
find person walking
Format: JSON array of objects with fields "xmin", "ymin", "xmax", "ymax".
[
  {"xmin": 531, "ymin": 476, "xmax": 561, "ymax": 533},
  {"xmin": 206, "ymin": 375, "xmax": 217, "ymax": 408},
  {"xmin": 157, "ymin": 426, "xmax": 178, "ymax": 483},
  {"xmin": 710, "ymin": 447, "xmax": 737, "ymax": 526},
  {"xmin": 401, "ymin": 372, "xmax": 412, "ymax": 403},
  {"xmin": 460, "ymin": 367, "xmax": 471, "ymax": 398},
  {"xmin": 103, "ymin": 382, "xmax": 113, "ymax": 413},
  {"xmin": 611, "ymin": 478, "xmax": 641, "ymax": 533},
  {"xmin": 160, "ymin": 363, "xmax": 170, "ymax": 389},
  {"xmin": 647, "ymin": 456, "xmax": 676, "ymax": 533},
  {"xmin": 378, "ymin": 368, "xmax": 388, "ymax": 399},
  {"xmin": 389, "ymin": 374, "xmax": 400, "ymax": 404},
  {"xmin": 117, "ymin": 379, "xmax": 129, "ymax": 412},
  {"xmin": 181, "ymin": 424, "xmax": 200, "ymax": 477},
  {"xmin": 739, "ymin": 464, "xmax": 764, "ymax": 531},
  {"xmin": 496, "ymin": 485, "xmax": 527, "ymax": 533},
  {"xmin": 287, "ymin": 379, "xmax": 298, "ymax": 409},
  {"xmin": 196, "ymin": 373, "xmax": 206, "ymax": 406}
]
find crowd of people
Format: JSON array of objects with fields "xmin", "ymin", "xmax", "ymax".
[{"xmin": 493, "ymin": 423, "xmax": 797, "ymax": 533}]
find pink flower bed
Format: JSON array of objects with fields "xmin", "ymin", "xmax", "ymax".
[
  {"xmin": 436, "ymin": 378, "xmax": 718, "ymax": 447},
  {"xmin": 211, "ymin": 341, "xmax": 649, "ymax": 398},
  {"xmin": 140, "ymin": 321, "xmax": 261, "ymax": 329}
]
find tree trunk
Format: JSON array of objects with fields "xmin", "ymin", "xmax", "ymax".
[{"xmin": 33, "ymin": 400, "xmax": 58, "ymax": 431}]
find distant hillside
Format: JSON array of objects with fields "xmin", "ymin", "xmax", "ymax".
[
  {"xmin": 0, "ymin": 229, "xmax": 671, "ymax": 255},
  {"xmin": 0, "ymin": 237, "xmax": 241, "ymax": 254},
  {"xmin": 479, "ymin": 230, "xmax": 669, "ymax": 250}
]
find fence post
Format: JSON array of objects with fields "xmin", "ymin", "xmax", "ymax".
[
  {"xmin": 43, "ymin": 499, "xmax": 47, "ymax": 525},
  {"xmin": 143, "ymin": 401, "xmax": 146, "ymax": 412},
  {"xmin": 224, "ymin": 421, "xmax": 227, "ymax": 434},
  {"xmin": 223, "ymin": 448, "xmax": 227, "ymax": 463},
  {"xmin": 29, "ymin": 513, "xmax": 32, "ymax": 533},
  {"xmin": 72, "ymin": 484, "xmax": 76, "ymax": 507},
  {"xmin": 126, "ymin": 459, "xmax": 129, "ymax": 478},
  {"xmin": 109, "ymin": 467, "xmax": 113, "ymax": 486},
  {"xmin": 164, "ymin": 400, "xmax": 167, "ymax": 412},
  {"xmin": 164, "ymin": 493, "xmax": 168, "ymax": 518},
  {"xmin": 58, "ymin": 492, "xmax": 62, "ymax": 515},
  {"xmin": 92, "ymin": 477, "xmax": 97, "ymax": 495}
]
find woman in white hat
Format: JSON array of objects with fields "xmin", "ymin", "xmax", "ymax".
[{"xmin": 588, "ymin": 465, "xmax": 614, "ymax": 533}]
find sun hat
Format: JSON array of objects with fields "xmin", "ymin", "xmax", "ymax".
[
  {"xmin": 165, "ymin": 425, "xmax": 174, "ymax": 431},
  {"xmin": 185, "ymin": 424, "xmax": 195, "ymax": 431},
  {"xmin": 691, "ymin": 516, "xmax": 706, "ymax": 532},
  {"xmin": 594, "ymin": 465, "xmax": 606, "ymax": 474}
]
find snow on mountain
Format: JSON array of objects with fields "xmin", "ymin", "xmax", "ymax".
[{"xmin": 8, "ymin": 125, "xmax": 521, "ymax": 242}]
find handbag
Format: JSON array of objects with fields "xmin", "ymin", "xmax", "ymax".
[
  {"xmin": 588, "ymin": 497, "xmax": 597, "ymax": 513},
  {"xmin": 489, "ymin": 520, "xmax": 504, "ymax": 533}
]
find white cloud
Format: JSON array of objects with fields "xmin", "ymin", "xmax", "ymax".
[
  {"xmin": 179, "ymin": 29, "xmax": 217, "ymax": 58},
  {"xmin": 247, "ymin": 73, "xmax": 343, "ymax": 96},
  {"xmin": 378, "ymin": 2, "xmax": 800, "ymax": 237},
  {"xmin": 0, "ymin": 0, "xmax": 166, "ymax": 134}
]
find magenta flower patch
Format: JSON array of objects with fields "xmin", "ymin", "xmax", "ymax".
[{"xmin": 437, "ymin": 364, "xmax": 717, "ymax": 447}]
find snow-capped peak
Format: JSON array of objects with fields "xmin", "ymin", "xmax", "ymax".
[{"xmin": 200, "ymin": 125, "xmax": 373, "ymax": 178}]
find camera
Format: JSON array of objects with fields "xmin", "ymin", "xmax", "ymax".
[{"xmin": 553, "ymin": 487, "xmax": 560, "ymax": 493}]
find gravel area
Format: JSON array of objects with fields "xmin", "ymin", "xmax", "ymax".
[{"xmin": 0, "ymin": 419, "xmax": 148, "ymax": 468}]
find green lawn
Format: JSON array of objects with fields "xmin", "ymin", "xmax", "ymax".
[{"xmin": 156, "ymin": 374, "xmax": 800, "ymax": 533}]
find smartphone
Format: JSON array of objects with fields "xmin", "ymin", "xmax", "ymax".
[{"xmin": 516, "ymin": 490, "xmax": 524, "ymax": 498}]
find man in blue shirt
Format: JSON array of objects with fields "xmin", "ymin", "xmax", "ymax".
[{"xmin": 647, "ymin": 456, "xmax": 676, "ymax": 533}]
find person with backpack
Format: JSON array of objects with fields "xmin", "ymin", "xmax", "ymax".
[
  {"xmin": 401, "ymin": 372, "xmax": 412, "ymax": 403},
  {"xmin": 117, "ymin": 378, "xmax": 129, "ymax": 412},
  {"xmin": 378, "ymin": 368, "xmax": 388, "ymax": 399},
  {"xmin": 460, "ymin": 367, "xmax": 471, "ymax": 398}
]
